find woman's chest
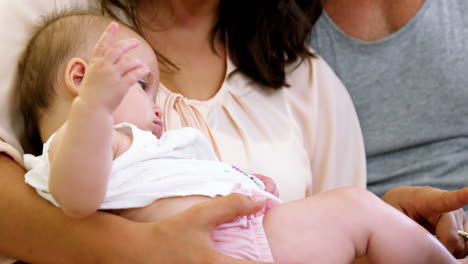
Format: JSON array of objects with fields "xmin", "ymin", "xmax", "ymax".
[{"xmin": 158, "ymin": 88, "xmax": 313, "ymax": 202}]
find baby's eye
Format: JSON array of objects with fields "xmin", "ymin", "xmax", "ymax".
[{"xmin": 138, "ymin": 80, "xmax": 147, "ymax": 90}]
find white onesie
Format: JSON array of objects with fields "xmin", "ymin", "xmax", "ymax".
[{"xmin": 23, "ymin": 123, "xmax": 278, "ymax": 209}]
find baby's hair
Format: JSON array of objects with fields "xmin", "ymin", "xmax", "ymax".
[{"xmin": 17, "ymin": 9, "xmax": 117, "ymax": 155}]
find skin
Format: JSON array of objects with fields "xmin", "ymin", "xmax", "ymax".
[
  {"xmin": 324, "ymin": 0, "xmax": 425, "ymax": 42},
  {"xmin": 323, "ymin": 0, "xmax": 468, "ymax": 260},
  {"xmin": 136, "ymin": 0, "xmax": 226, "ymax": 101}
]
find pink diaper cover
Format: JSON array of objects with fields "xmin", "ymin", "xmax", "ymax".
[{"xmin": 213, "ymin": 184, "xmax": 281, "ymax": 262}]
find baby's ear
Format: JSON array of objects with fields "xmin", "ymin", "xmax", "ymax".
[{"xmin": 64, "ymin": 57, "xmax": 87, "ymax": 96}]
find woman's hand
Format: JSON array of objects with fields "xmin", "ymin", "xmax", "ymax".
[
  {"xmin": 382, "ymin": 186, "xmax": 468, "ymax": 258},
  {"xmin": 253, "ymin": 174, "xmax": 279, "ymax": 197},
  {"xmin": 133, "ymin": 193, "xmax": 278, "ymax": 264}
]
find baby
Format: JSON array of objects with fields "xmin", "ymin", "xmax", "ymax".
[{"xmin": 18, "ymin": 10, "xmax": 461, "ymax": 264}]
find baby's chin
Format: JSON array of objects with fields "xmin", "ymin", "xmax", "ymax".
[
  {"xmin": 151, "ymin": 124, "xmax": 163, "ymax": 138},
  {"xmin": 153, "ymin": 130, "xmax": 163, "ymax": 138}
]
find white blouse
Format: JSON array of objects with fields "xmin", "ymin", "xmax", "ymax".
[{"xmin": 156, "ymin": 56, "xmax": 366, "ymax": 202}]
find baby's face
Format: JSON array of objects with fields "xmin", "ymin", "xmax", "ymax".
[{"xmin": 111, "ymin": 28, "xmax": 164, "ymax": 138}]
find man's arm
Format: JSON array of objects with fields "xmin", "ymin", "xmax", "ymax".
[{"xmin": 383, "ymin": 186, "xmax": 468, "ymax": 258}]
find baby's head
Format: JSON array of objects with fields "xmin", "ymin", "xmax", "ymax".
[{"xmin": 17, "ymin": 9, "xmax": 161, "ymax": 154}]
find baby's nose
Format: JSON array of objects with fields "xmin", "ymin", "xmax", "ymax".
[{"xmin": 154, "ymin": 105, "xmax": 163, "ymax": 119}]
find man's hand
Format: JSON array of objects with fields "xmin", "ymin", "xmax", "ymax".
[
  {"xmin": 383, "ymin": 186, "xmax": 468, "ymax": 258},
  {"xmin": 136, "ymin": 193, "xmax": 279, "ymax": 264}
]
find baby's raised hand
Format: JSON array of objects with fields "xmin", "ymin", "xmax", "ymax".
[{"xmin": 78, "ymin": 22, "xmax": 149, "ymax": 113}]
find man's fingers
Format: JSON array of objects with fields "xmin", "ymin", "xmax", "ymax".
[
  {"xmin": 189, "ymin": 194, "xmax": 265, "ymax": 230},
  {"xmin": 428, "ymin": 187, "xmax": 468, "ymax": 215},
  {"xmin": 460, "ymin": 218, "xmax": 468, "ymax": 258},
  {"xmin": 435, "ymin": 211, "xmax": 466, "ymax": 257},
  {"xmin": 452, "ymin": 212, "xmax": 468, "ymax": 258},
  {"xmin": 92, "ymin": 22, "xmax": 119, "ymax": 57}
]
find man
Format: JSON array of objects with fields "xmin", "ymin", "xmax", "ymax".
[{"xmin": 311, "ymin": 0, "xmax": 468, "ymax": 258}]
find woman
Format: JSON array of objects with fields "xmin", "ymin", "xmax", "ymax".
[{"xmin": 0, "ymin": 0, "xmax": 465, "ymax": 263}]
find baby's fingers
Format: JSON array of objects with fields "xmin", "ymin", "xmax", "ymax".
[
  {"xmin": 105, "ymin": 38, "xmax": 140, "ymax": 64},
  {"xmin": 92, "ymin": 22, "xmax": 119, "ymax": 58},
  {"xmin": 120, "ymin": 58, "xmax": 149, "ymax": 85}
]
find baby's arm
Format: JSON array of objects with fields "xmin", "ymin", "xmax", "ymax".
[
  {"xmin": 48, "ymin": 22, "xmax": 148, "ymax": 218},
  {"xmin": 48, "ymin": 123, "xmax": 130, "ymax": 218}
]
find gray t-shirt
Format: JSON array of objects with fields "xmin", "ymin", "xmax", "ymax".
[{"xmin": 311, "ymin": 0, "xmax": 468, "ymax": 203}]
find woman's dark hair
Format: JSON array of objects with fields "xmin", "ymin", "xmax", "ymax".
[{"xmin": 100, "ymin": 0, "xmax": 323, "ymax": 89}]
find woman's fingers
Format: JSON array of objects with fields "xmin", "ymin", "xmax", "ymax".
[
  {"xmin": 187, "ymin": 193, "xmax": 265, "ymax": 231},
  {"xmin": 157, "ymin": 195, "xmax": 276, "ymax": 264}
]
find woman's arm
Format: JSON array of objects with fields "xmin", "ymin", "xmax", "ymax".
[
  {"xmin": 1, "ymin": 153, "xmax": 274, "ymax": 264},
  {"xmin": 0, "ymin": 153, "xmax": 133, "ymax": 263}
]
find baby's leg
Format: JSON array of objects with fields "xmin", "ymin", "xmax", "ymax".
[{"xmin": 263, "ymin": 187, "xmax": 458, "ymax": 264}]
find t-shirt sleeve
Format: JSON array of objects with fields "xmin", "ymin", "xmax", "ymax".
[
  {"xmin": 0, "ymin": 0, "xmax": 93, "ymax": 162},
  {"xmin": 287, "ymin": 55, "xmax": 367, "ymax": 194}
]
